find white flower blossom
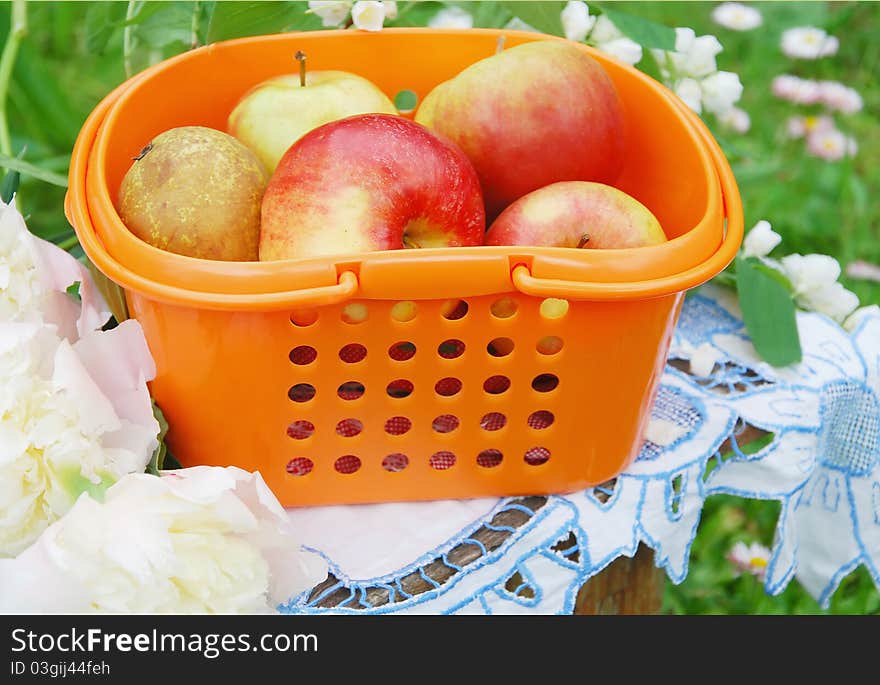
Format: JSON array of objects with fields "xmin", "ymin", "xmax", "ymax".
[
  {"xmin": 597, "ymin": 37, "xmax": 643, "ymax": 66},
  {"xmin": 785, "ymin": 114, "xmax": 834, "ymax": 140},
  {"xmin": 742, "ymin": 220, "xmax": 781, "ymax": 259},
  {"xmin": 781, "ymin": 27, "xmax": 839, "ymax": 60},
  {"xmin": 428, "ymin": 6, "xmax": 474, "ymax": 29},
  {"xmin": 0, "ymin": 203, "xmax": 42, "ymax": 322},
  {"xmin": 381, "ymin": 1, "xmax": 397, "ymax": 21},
  {"xmin": 589, "ymin": 14, "xmax": 623, "ymax": 43},
  {"xmin": 712, "ymin": 2, "xmax": 763, "ymax": 31},
  {"xmin": 689, "ymin": 342, "xmax": 723, "ymax": 377},
  {"xmin": 843, "ymin": 305, "xmax": 880, "ymax": 332},
  {"xmin": 700, "ymin": 70, "xmax": 743, "ymax": 114},
  {"xmin": 817, "ymin": 80, "xmax": 863, "ymax": 114},
  {"xmin": 781, "ymin": 253, "xmax": 859, "ymax": 322},
  {"xmin": 351, "ymin": 0, "xmax": 386, "ymax": 32},
  {"xmin": 717, "ymin": 105, "xmax": 750, "ymax": 133},
  {"xmin": 0, "ymin": 467, "xmax": 328, "ymax": 613},
  {"xmin": 674, "ymin": 77, "xmax": 704, "ymax": 112},
  {"xmin": 307, "ymin": 1, "xmax": 352, "ymax": 27},
  {"xmin": 771, "ymin": 74, "xmax": 822, "ymax": 105},
  {"xmin": 806, "ymin": 127, "xmax": 857, "ymax": 162},
  {"xmin": 727, "ymin": 541, "xmax": 770, "ymax": 580},
  {"xmin": 845, "ymin": 260, "xmax": 880, "ymax": 283},
  {"xmin": 561, "ymin": 1, "xmax": 596, "ymax": 43}
]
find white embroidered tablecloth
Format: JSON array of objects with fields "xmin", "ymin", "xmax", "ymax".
[{"xmin": 280, "ymin": 285, "xmax": 880, "ymax": 614}]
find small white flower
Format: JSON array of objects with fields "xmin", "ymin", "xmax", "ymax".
[
  {"xmin": 786, "ymin": 115, "xmax": 834, "ymax": 139},
  {"xmin": 712, "ymin": 2, "xmax": 763, "ymax": 31},
  {"xmin": 597, "ymin": 37, "xmax": 642, "ymax": 66},
  {"xmin": 771, "ymin": 74, "xmax": 822, "ymax": 105},
  {"xmin": 806, "ymin": 127, "xmax": 856, "ymax": 162},
  {"xmin": 307, "ymin": 0, "xmax": 352, "ymax": 27},
  {"xmin": 781, "ymin": 26, "xmax": 839, "ymax": 60},
  {"xmin": 802, "ymin": 281, "xmax": 860, "ymax": 323},
  {"xmin": 674, "ymin": 77, "xmax": 704, "ymax": 113},
  {"xmin": 700, "ymin": 70, "xmax": 743, "ymax": 114},
  {"xmin": 781, "ymin": 253, "xmax": 859, "ymax": 322},
  {"xmin": 845, "ymin": 260, "xmax": 880, "ymax": 283},
  {"xmin": 589, "ymin": 14, "xmax": 624, "ymax": 44},
  {"xmin": 843, "ymin": 305, "xmax": 880, "ymax": 332},
  {"xmin": 742, "ymin": 220, "xmax": 781, "ymax": 259},
  {"xmin": 689, "ymin": 342, "xmax": 723, "ymax": 377},
  {"xmin": 351, "ymin": 0, "xmax": 386, "ymax": 32},
  {"xmin": 727, "ymin": 541, "xmax": 770, "ymax": 580},
  {"xmin": 674, "ymin": 26, "xmax": 696, "ymax": 53},
  {"xmin": 381, "ymin": 1, "xmax": 397, "ymax": 20},
  {"xmin": 561, "ymin": 1, "xmax": 596, "ymax": 42},
  {"xmin": 428, "ymin": 6, "xmax": 474, "ymax": 29},
  {"xmin": 0, "ymin": 467, "xmax": 328, "ymax": 613},
  {"xmin": 817, "ymin": 80, "xmax": 863, "ymax": 114},
  {"xmin": 657, "ymin": 28, "xmax": 722, "ymax": 79},
  {"xmin": 717, "ymin": 105, "xmax": 750, "ymax": 133}
]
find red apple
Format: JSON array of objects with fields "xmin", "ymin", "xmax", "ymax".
[
  {"xmin": 415, "ymin": 41, "xmax": 625, "ymax": 219},
  {"xmin": 485, "ymin": 181, "xmax": 666, "ymax": 249},
  {"xmin": 260, "ymin": 114, "xmax": 485, "ymax": 261}
]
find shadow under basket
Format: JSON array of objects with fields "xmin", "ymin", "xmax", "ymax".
[{"xmin": 66, "ymin": 28, "xmax": 743, "ymax": 506}]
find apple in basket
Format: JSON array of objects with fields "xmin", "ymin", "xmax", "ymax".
[
  {"xmin": 415, "ymin": 40, "xmax": 625, "ymax": 219},
  {"xmin": 259, "ymin": 114, "xmax": 486, "ymax": 260},
  {"xmin": 228, "ymin": 52, "xmax": 396, "ymax": 173},
  {"xmin": 485, "ymin": 181, "xmax": 666, "ymax": 249}
]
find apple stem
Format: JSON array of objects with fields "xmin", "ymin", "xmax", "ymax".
[
  {"xmin": 402, "ymin": 235, "xmax": 419, "ymax": 249},
  {"xmin": 495, "ymin": 35, "xmax": 506, "ymax": 54},
  {"xmin": 295, "ymin": 50, "xmax": 307, "ymax": 87},
  {"xmin": 577, "ymin": 234, "xmax": 591, "ymax": 249}
]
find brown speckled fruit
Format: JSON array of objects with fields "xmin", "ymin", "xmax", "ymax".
[{"xmin": 117, "ymin": 126, "xmax": 267, "ymax": 261}]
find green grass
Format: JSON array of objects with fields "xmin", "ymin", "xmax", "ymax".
[{"xmin": 1, "ymin": 1, "xmax": 877, "ymax": 614}]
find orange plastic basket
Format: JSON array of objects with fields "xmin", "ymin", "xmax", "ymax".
[{"xmin": 66, "ymin": 29, "xmax": 743, "ymax": 506}]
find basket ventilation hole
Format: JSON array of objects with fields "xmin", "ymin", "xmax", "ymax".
[
  {"xmin": 532, "ymin": 373, "xmax": 559, "ymax": 393},
  {"xmin": 528, "ymin": 410, "xmax": 555, "ymax": 430},
  {"xmin": 430, "ymin": 451, "xmax": 457, "ymax": 470},
  {"xmin": 389, "ymin": 341, "xmax": 417, "ymax": 361},
  {"xmin": 435, "ymin": 377, "xmax": 463, "ymax": 397},
  {"xmin": 490, "ymin": 297, "xmax": 518, "ymax": 319},
  {"xmin": 524, "ymin": 447, "xmax": 551, "ymax": 466},
  {"xmin": 287, "ymin": 420, "xmax": 315, "ymax": 439},
  {"xmin": 289, "ymin": 345, "xmax": 317, "ymax": 365},
  {"xmin": 441, "ymin": 299, "xmax": 469, "ymax": 320},
  {"xmin": 432, "ymin": 414, "xmax": 460, "ymax": 433},
  {"xmin": 537, "ymin": 335, "xmax": 565, "ymax": 355},
  {"xmin": 286, "ymin": 457, "xmax": 314, "ymax": 477},
  {"xmin": 477, "ymin": 449, "xmax": 504, "ymax": 468},
  {"xmin": 394, "ymin": 89, "xmax": 418, "ymax": 113},
  {"xmin": 341, "ymin": 303, "xmax": 369, "ymax": 324},
  {"xmin": 289, "ymin": 383, "xmax": 316, "ymax": 402},
  {"xmin": 336, "ymin": 418, "xmax": 363, "ymax": 437},
  {"xmin": 337, "ymin": 381, "xmax": 365, "ymax": 400},
  {"xmin": 487, "ymin": 337, "xmax": 515, "ymax": 357},
  {"xmin": 290, "ymin": 310, "xmax": 318, "ymax": 327},
  {"xmin": 480, "ymin": 412, "xmax": 507, "ymax": 431},
  {"xmin": 539, "ymin": 298, "xmax": 570, "ymax": 320},
  {"xmin": 382, "ymin": 453, "xmax": 409, "ymax": 472},
  {"xmin": 339, "ymin": 343, "xmax": 367, "ymax": 363},
  {"xmin": 385, "ymin": 416, "xmax": 412, "ymax": 435},
  {"xmin": 438, "ymin": 339, "xmax": 465, "ymax": 359},
  {"xmin": 334, "ymin": 455, "xmax": 361, "ymax": 474},
  {"xmin": 390, "ymin": 301, "xmax": 418, "ymax": 322},
  {"xmin": 484, "ymin": 375, "xmax": 511, "ymax": 395},
  {"xmin": 387, "ymin": 379, "xmax": 414, "ymax": 398}
]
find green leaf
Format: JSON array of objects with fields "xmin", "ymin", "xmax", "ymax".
[
  {"xmin": 736, "ymin": 256, "xmax": 802, "ymax": 367},
  {"xmin": 0, "ymin": 153, "xmax": 68, "ymax": 187},
  {"xmin": 501, "ymin": 1, "xmax": 566, "ymax": 36},
  {"xmin": 84, "ymin": 2, "xmax": 128, "ymax": 54},
  {"xmin": 599, "ymin": 7, "xmax": 676, "ymax": 50},
  {"xmin": 136, "ymin": 2, "xmax": 200, "ymax": 49},
  {"xmin": 65, "ymin": 281, "xmax": 81, "ymax": 302},
  {"xmin": 0, "ymin": 169, "xmax": 19, "ymax": 203},
  {"xmin": 206, "ymin": 1, "xmax": 302, "ymax": 43}
]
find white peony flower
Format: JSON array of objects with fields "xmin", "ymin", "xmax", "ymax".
[
  {"xmin": 0, "ymin": 467, "xmax": 328, "ymax": 613},
  {"xmin": 307, "ymin": 1, "xmax": 352, "ymax": 27},
  {"xmin": 428, "ymin": 6, "xmax": 474, "ymax": 29},
  {"xmin": 817, "ymin": 80, "xmax": 863, "ymax": 114},
  {"xmin": 0, "ymin": 202, "xmax": 42, "ymax": 322},
  {"xmin": 712, "ymin": 2, "xmax": 763, "ymax": 31},
  {"xmin": 742, "ymin": 220, "xmax": 781, "ymax": 259},
  {"xmin": 806, "ymin": 127, "xmax": 857, "ymax": 161},
  {"xmin": 845, "ymin": 260, "xmax": 880, "ymax": 283},
  {"xmin": 561, "ymin": 1, "xmax": 596, "ymax": 43},
  {"xmin": 771, "ymin": 74, "xmax": 822, "ymax": 105},
  {"xmin": 0, "ymin": 320, "xmax": 159, "ymax": 557},
  {"xmin": 597, "ymin": 37, "xmax": 643, "ymax": 66},
  {"xmin": 781, "ymin": 26, "xmax": 839, "ymax": 60},
  {"xmin": 700, "ymin": 70, "xmax": 743, "ymax": 114},
  {"xmin": 350, "ymin": 0, "xmax": 386, "ymax": 32},
  {"xmin": 674, "ymin": 77, "xmax": 704, "ymax": 112},
  {"xmin": 727, "ymin": 541, "xmax": 770, "ymax": 580},
  {"xmin": 717, "ymin": 105, "xmax": 750, "ymax": 133},
  {"xmin": 781, "ymin": 253, "xmax": 859, "ymax": 322}
]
